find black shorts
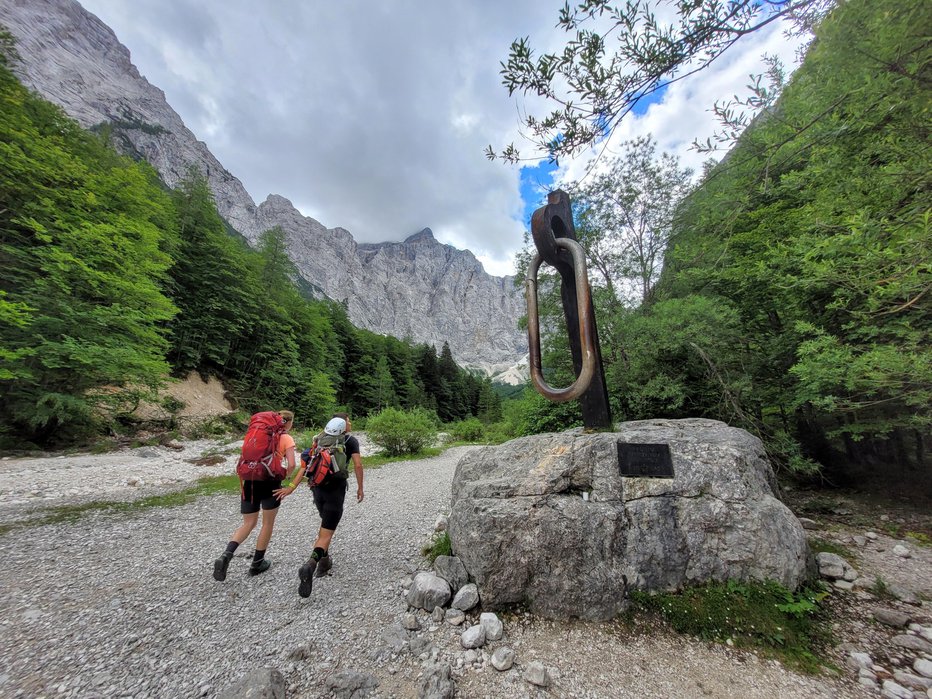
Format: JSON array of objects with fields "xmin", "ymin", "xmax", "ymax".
[
  {"xmin": 311, "ymin": 479, "xmax": 347, "ymax": 530},
  {"xmin": 241, "ymin": 479, "xmax": 282, "ymax": 514}
]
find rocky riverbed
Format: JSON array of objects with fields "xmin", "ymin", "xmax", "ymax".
[{"xmin": 0, "ymin": 438, "xmax": 929, "ymax": 698}]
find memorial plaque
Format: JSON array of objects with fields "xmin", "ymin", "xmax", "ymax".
[{"xmin": 617, "ymin": 442, "xmax": 674, "ymax": 478}]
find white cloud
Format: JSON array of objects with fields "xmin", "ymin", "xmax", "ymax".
[{"xmin": 78, "ymin": 1, "xmax": 811, "ymax": 277}]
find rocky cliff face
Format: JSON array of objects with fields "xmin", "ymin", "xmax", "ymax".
[{"xmin": 0, "ymin": 0, "xmax": 527, "ymax": 376}]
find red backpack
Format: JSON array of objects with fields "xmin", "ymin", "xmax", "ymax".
[{"xmin": 236, "ymin": 411, "xmax": 288, "ymax": 481}]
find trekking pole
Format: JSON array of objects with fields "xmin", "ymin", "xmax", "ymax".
[{"xmin": 526, "ymin": 190, "xmax": 612, "ymax": 429}]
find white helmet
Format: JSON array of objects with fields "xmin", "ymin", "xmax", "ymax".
[{"xmin": 324, "ymin": 417, "xmax": 347, "ymax": 435}]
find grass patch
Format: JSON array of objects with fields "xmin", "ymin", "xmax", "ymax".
[
  {"xmin": 808, "ymin": 537, "xmax": 856, "ymax": 561},
  {"xmin": 421, "ymin": 531, "xmax": 452, "ymax": 564},
  {"xmin": 364, "ymin": 447, "xmax": 444, "ymax": 469},
  {"xmin": 0, "ymin": 475, "xmax": 240, "ymax": 534},
  {"xmin": 630, "ymin": 580, "xmax": 831, "ymax": 673},
  {"xmin": 905, "ymin": 531, "xmax": 931, "ymax": 547}
]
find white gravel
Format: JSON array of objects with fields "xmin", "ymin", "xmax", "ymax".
[{"xmin": 0, "ymin": 440, "xmax": 870, "ymax": 699}]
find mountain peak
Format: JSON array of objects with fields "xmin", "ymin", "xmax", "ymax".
[{"xmin": 404, "ymin": 228, "xmax": 435, "ymax": 244}]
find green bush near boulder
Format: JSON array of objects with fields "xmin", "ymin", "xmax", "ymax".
[{"xmin": 366, "ymin": 407, "xmax": 437, "ymax": 456}]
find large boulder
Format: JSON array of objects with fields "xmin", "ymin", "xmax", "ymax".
[{"xmin": 449, "ymin": 419, "xmax": 811, "ymax": 620}]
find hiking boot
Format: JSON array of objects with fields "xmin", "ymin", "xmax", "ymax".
[
  {"xmin": 314, "ymin": 554, "xmax": 332, "ymax": 578},
  {"xmin": 298, "ymin": 558, "xmax": 317, "ymax": 598},
  {"xmin": 248, "ymin": 558, "xmax": 271, "ymax": 576},
  {"xmin": 213, "ymin": 553, "xmax": 232, "ymax": 582}
]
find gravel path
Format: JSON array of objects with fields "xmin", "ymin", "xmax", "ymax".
[{"xmin": 0, "ymin": 441, "xmax": 876, "ymax": 699}]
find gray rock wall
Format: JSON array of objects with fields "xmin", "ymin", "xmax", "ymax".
[{"xmin": 449, "ymin": 419, "xmax": 812, "ymax": 620}]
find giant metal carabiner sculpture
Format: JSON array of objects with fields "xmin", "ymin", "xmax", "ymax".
[{"xmin": 526, "ymin": 190, "xmax": 612, "ymax": 429}]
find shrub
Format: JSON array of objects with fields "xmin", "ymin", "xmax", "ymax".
[
  {"xmin": 366, "ymin": 407, "xmax": 437, "ymax": 456},
  {"xmin": 447, "ymin": 417, "xmax": 484, "ymax": 442}
]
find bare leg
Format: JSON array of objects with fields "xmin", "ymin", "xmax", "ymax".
[
  {"xmin": 232, "ymin": 512, "xmax": 259, "ymax": 543},
  {"xmin": 255, "ymin": 507, "xmax": 280, "ymax": 551},
  {"xmin": 313, "ymin": 527, "xmax": 335, "ymax": 553}
]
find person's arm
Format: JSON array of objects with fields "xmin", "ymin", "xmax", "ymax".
[
  {"xmin": 353, "ymin": 452, "xmax": 364, "ymax": 502},
  {"xmin": 273, "ymin": 447, "xmax": 304, "ymax": 500}
]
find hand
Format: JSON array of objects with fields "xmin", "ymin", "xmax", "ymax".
[
  {"xmin": 273, "ymin": 487, "xmax": 294, "ymax": 501},
  {"xmin": 357, "ymin": 487, "xmax": 364, "ymax": 503}
]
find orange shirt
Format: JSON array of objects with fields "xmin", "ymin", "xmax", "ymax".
[{"xmin": 278, "ymin": 433, "xmax": 296, "ymax": 458}]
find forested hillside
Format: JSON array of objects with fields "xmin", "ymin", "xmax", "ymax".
[
  {"xmin": 0, "ymin": 35, "xmax": 500, "ymax": 448},
  {"xmin": 526, "ymin": 0, "xmax": 930, "ymax": 493}
]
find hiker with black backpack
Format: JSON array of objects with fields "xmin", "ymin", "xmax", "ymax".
[
  {"xmin": 212, "ymin": 409, "xmax": 304, "ymax": 580},
  {"xmin": 297, "ymin": 412, "xmax": 364, "ymax": 598}
]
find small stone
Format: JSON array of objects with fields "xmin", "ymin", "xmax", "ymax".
[
  {"xmin": 451, "ymin": 583, "xmax": 479, "ymax": 611},
  {"xmin": 874, "ymin": 609, "xmax": 912, "ymax": 628},
  {"xmin": 834, "ymin": 580, "xmax": 854, "ymax": 591},
  {"xmin": 881, "ymin": 679, "xmax": 914, "ymax": 699},
  {"xmin": 866, "ymin": 531, "xmax": 879, "ymax": 540},
  {"xmin": 491, "ymin": 647, "xmax": 515, "ymax": 672},
  {"xmin": 859, "ymin": 668, "xmax": 878, "ymax": 682},
  {"xmin": 444, "ymin": 608, "xmax": 465, "ymax": 626},
  {"xmin": 848, "ymin": 652, "xmax": 873, "ymax": 670},
  {"xmin": 888, "ymin": 585, "xmax": 921, "ymax": 605},
  {"xmin": 402, "ymin": 613, "xmax": 421, "ymax": 631},
  {"xmin": 853, "ymin": 535, "xmax": 867, "ymax": 546},
  {"xmin": 431, "ymin": 606, "xmax": 444, "ymax": 623},
  {"xmin": 460, "ymin": 624, "xmax": 486, "ymax": 649},
  {"xmin": 915, "ymin": 659, "xmax": 932, "ymax": 679},
  {"xmin": 434, "ymin": 515, "xmax": 448, "ymax": 532},
  {"xmin": 798, "ymin": 517, "xmax": 819, "ymax": 530},
  {"xmin": 892, "ymin": 635, "xmax": 932, "ymax": 654},
  {"xmin": 892, "ymin": 544, "xmax": 911, "ymax": 558},
  {"xmin": 893, "ymin": 671, "xmax": 932, "ymax": 691},
  {"xmin": 479, "ymin": 612, "xmax": 503, "ymax": 642},
  {"xmin": 524, "ymin": 661, "xmax": 551, "ymax": 688},
  {"xmin": 463, "ymin": 649, "xmax": 478, "ymax": 664}
]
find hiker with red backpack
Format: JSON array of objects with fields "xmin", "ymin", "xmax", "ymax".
[
  {"xmin": 212, "ymin": 409, "xmax": 304, "ymax": 580},
  {"xmin": 297, "ymin": 412, "xmax": 364, "ymax": 598}
]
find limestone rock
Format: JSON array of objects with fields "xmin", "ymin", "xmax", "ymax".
[
  {"xmin": 873, "ymin": 608, "xmax": 912, "ymax": 628},
  {"xmin": 218, "ymin": 668, "xmax": 285, "ymax": 699},
  {"xmin": 324, "ymin": 670, "xmax": 379, "ymax": 699},
  {"xmin": 460, "ymin": 624, "xmax": 486, "ymax": 649},
  {"xmin": 418, "ymin": 662, "xmax": 455, "ymax": 699},
  {"xmin": 449, "ymin": 420, "xmax": 811, "ymax": 620},
  {"xmin": 433, "ymin": 555, "xmax": 469, "ymax": 594},
  {"xmin": 451, "ymin": 583, "xmax": 480, "ymax": 612},
  {"xmin": 479, "ymin": 612, "xmax": 503, "ymax": 641},
  {"xmin": 406, "ymin": 573, "xmax": 451, "ymax": 612},
  {"xmin": 491, "ymin": 647, "xmax": 515, "ymax": 671},
  {"xmin": 524, "ymin": 661, "xmax": 551, "ymax": 687}
]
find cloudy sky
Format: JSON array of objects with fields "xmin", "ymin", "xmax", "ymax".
[{"xmin": 79, "ymin": 1, "xmax": 809, "ymax": 277}]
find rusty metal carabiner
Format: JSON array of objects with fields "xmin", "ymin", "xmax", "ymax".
[
  {"xmin": 526, "ymin": 189, "xmax": 612, "ymax": 428},
  {"xmin": 526, "ymin": 237, "xmax": 597, "ymax": 401}
]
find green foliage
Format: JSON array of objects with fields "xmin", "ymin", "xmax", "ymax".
[
  {"xmin": 492, "ymin": 0, "xmax": 833, "ymax": 162},
  {"xmin": 363, "ymin": 447, "xmax": 443, "ymax": 468},
  {"xmin": 366, "ymin": 407, "xmax": 439, "ymax": 456},
  {"xmin": 657, "ymin": 0, "xmax": 931, "ymax": 475},
  {"xmin": 0, "ymin": 56, "xmax": 496, "ymax": 447},
  {"xmin": 422, "ymin": 531, "xmax": 452, "ymax": 564},
  {"xmin": 631, "ymin": 581, "xmax": 830, "ymax": 672},
  {"xmin": 0, "ymin": 58, "xmax": 177, "ymax": 445},
  {"xmin": 808, "ymin": 538, "xmax": 856, "ymax": 561},
  {"xmin": 506, "ymin": 0, "xmax": 930, "ymax": 485},
  {"xmin": 447, "ymin": 417, "xmax": 485, "ymax": 442}
]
